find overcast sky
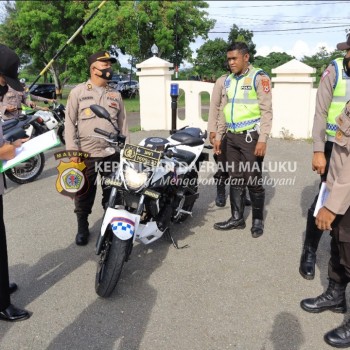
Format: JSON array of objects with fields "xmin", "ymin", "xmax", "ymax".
[
  {"xmin": 197, "ymin": 0, "xmax": 350, "ymax": 59},
  {"xmin": 121, "ymin": 0, "xmax": 350, "ymax": 69}
]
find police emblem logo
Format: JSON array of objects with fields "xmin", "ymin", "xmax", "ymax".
[
  {"xmin": 224, "ymin": 77, "xmax": 231, "ymax": 89},
  {"xmin": 54, "ymin": 150, "xmax": 90, "ymax": 199},
  {"xmin": 243, "ymin": 77, "xmax": 252, "ymax": 85},
  {"xmin": 261, "ymin": 79, "xmax": 270, "ymax": 93}
]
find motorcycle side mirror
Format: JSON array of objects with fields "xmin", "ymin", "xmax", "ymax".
[{"xmin": 90, "ymin": 104, "xmax": 112, "ymax": 121}]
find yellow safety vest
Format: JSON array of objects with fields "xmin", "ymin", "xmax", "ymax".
[
  {"xmin": 326, "ymin": 58, "xmax": 350, "ymax": 137},
  {"xmin": 223, "ymin": 67, "xmax": 263, "ymax": 133}
]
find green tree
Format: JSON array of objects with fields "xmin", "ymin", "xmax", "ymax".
[
  {"xmin": 114, "ymin": 1, "xmax": 215, "ymax": 65},
  {"xmin": 193, "ymin": 38, "xmax": 228, "ymax": 80},
  {"xmin": 228, "ymin": 24, "xmax": 256, "ymax": 61},
  {"xmin": 301, "ymin": 47, "xmax": 344, "ymax": 85},
  {"xmin": 254, "ymin": 52, "xmax": 295, "ymax": 77},
  {"xmin": 0, "ymin": 0, "xmax": 214, "ymax": 91}
]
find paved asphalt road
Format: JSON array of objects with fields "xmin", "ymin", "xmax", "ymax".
[{"xmin": 0, "ymin": 126, "xmax": 345, "ymax": 350}]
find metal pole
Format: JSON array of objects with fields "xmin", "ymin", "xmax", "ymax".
[
  {"xmin": 170, "ymin": 83, "xmax": 179, "ymax": 134},
  {"xmin": 29, "ymin": 0, "xmax": 107, "ymax": 90}
]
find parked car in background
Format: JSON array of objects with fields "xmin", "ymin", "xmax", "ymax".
[
  {"xmin": 115, "ymin": 80, "xmax": 139, "ymax": 99},
  {"xmin": 29, "ymin": 84, "xmax": 56, "ymax": 99}
]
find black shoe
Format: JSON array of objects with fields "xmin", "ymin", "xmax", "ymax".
[
  {"xmin": 0, "ymin": 304, "xmax": 30, "ymax": 322},
  {"xmin": 75, "ymin": 231, "xmax": 89, "ymax": 246},
  {"xmin": 214, "ymin": 217, "xmax": 246, "ymax": 231},
  {"xmin": 9, "ymin": 282, "xmax": 17, "ymax": 294},
  {"xmin": 75, "ymin": 215, "xmax": 90, "ymax": 246},
  {"xmin": 299, "ymin": 207, "xmax": 324, "ymax": 280},
  {"xmin": 251, "ymin": 219, "xmax": 264, "ymax": 238},
  {"xmin": 299, "ymin": 248, "xmax": 316, "ymax": 280},
  {"xmin": 324, "ymin": 319, "xmax": 350, "ymax": 348},
  {"xmin": 300, "ymin": 279, "xmax": 347, "ymax": 314}
]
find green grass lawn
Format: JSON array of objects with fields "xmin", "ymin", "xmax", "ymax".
[{"xmin": 54, "ymin": 86, "xmax": 210, "ymax": 114}]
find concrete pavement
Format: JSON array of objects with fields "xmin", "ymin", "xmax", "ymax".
[{"xmin": 0, "ymin": 129, "xmax": 344, "ymax": 350}]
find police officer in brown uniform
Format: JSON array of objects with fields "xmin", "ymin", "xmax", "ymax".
[
  {"xmin": 0, "ymin": 83, "xmax": 36, "ymax": 120},
  {"xmin": 300, "ymin": 98, "xmax": 350, "ymax": 348},
  {"xmin": 208, "ymin": 72, "xmax": 251, "ymax": 207},
  {"xmin": 208, "ymin": 74, "xmax": 229, "ymax": 206},
  {"xmin": 299, "ymin": 35, "xmax": 350, "ymax": 279},
  {"xmin": 65, "ymin": 51, "xmax": 129, "ymax": 246},
  {"xmin": 213, "ymin": 42, "xmax": 272, "ymax": 238},
  {"xmin": 0, "ymin": 44, "xmax": 30, "ymax": 322}
]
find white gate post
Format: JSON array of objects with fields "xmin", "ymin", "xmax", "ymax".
[{"xmin": 136, "ymin": 57, "xmax": 174, "ymax": 130}]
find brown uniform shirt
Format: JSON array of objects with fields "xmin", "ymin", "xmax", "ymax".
[
  {"xmin": 0, "ymin": 86, "xmax": 28, "ymax": 120},
  {"xmin": 207, "ymin": 65, "xmax": 273, "ymax": 143},
  {"xmin": 0, "ymin": 125, "xmax": 5, "ymax": 195},
  {"xmin": 312, "ymin": 64, "xmax": 338, "ymax": 152},
  {"xmin": 324, "ymin": 101, "xmax": 350, "ymax": 215},
  {"xmin": 65, "ymin": 79, "xmax": 129, "ymax": 158}
]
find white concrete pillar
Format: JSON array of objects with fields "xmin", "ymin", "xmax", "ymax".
[
  {"xmin": 271, "ymin": 59, "xmax": 316, "ymax": 139},
  {"xmin": 136, "ymin": 57, "xmax": 173, "ymax": 131}
]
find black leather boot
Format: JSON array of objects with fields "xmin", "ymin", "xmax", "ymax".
[
  {"xmin": 244, "ymin": 189, "xmax": 251, "ymax": 206},
  {"xmin": 214, "ymin": 186, "xmax": 245, "ymax": 230},
  {"xmin": 324, "ymin": 318, "xmax": 350, "ymax": 348},
  {"xmin": 299, "ymin": 208, "xmax": 323, "ymax": 280},
  {"xmin": 249, "ymin": 190, "xmax": 265, "ymax": 238},
  {"xmin": 300, "ymin": 279, "xmax": 347, "ymax": 313},
  {"xmin": 75, "ymin": 214, "xmax": 90, "ymax": 246},
  {"xmin": 215, "ymin": 179, "xmax": 226, "ymax": 207}
]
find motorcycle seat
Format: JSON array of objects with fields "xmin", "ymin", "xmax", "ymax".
[
  {"xmin": 2, "ymin": 119, "xmax": 19, "ymax": 132},
  {"xmin": 170, "ymin": 127, "xmax": 204, "ymax": 145},
  {"xmin": 170, "ymin": 133, "xmax": 204, "ymax": 145},
  {"xmin": 172, "ymin": 148, "xmax": 196, "ymax": 165}
]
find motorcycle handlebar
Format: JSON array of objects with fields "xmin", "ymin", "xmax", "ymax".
[{"xmin": 94, "ymin": 128, "xmax": 126, "ymax": 145}]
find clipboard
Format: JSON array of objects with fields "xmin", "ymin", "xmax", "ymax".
[
  {"xmin": 313, "ymin": 182, "xmax": 330, "ymax": 217},
  {"xmin": 0, "ymin": 130, "xmax": 61, "ymax": 172}
]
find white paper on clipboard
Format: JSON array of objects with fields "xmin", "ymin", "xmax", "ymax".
[
  {"xmin": 0, "ymin": 130, "xmax": 60, "ymax": 172},
  {"xmin": 313, "ymin": 182, "xmax": 330, "ymax": 217}
]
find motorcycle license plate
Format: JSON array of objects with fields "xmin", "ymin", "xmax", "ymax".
[{"xmin": 123, "ymin": 144, "xmax": 161, "ymax": 167}]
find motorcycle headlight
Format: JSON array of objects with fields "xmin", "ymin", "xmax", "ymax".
[{"xmin": 124, "ymin": 166, "xmax": 148, "ymax": 190}]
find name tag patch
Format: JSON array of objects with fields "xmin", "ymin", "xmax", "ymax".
[{"xmin": 241, "ymin": 85, "xmax": 252, "ymax": 90}]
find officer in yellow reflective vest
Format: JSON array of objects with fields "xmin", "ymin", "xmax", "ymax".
[
  {"xmin": 213, "ymin": 42, "xmax": 273, "ymax": 238},
  {"xmin": 299, "ymin": 35, "xmax": 350, "ymax": 280}
]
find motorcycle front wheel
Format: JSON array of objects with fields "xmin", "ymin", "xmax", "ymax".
[
  {"xmin": 5, "ymin": 153, "xmax": 45, "ymax": 184},
  {"xmin": 95, "ymin": 229, "xmax": 132, "ymax": 298}
]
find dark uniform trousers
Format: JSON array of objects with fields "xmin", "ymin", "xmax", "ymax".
[
  {"xmin": 213, "ymin": 134, "xmax": 229, "ymax": 181},
  {"xmin": 0, "ymin": 196, "xmax": 10, "ymax": 311},
  {"xmin": 329, "ymin": 205, "xmax": 350, "ymax": 284},
  {"xmin": 309, "ymin": 141, "xmax": 334, "ymax": 211},
  {"xmin": 225, "ymin": 131, "xmax": 264, "ymax": 193},
  {"xmin": 74, "ymin": 153, "xmax": 120, "ymax": 216}
]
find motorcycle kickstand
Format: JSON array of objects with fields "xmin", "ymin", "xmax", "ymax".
[{"xmin": 164, "ymin": 228, "xmax": 189, "ymax": 250}]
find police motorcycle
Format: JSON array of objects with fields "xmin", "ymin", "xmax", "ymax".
[
  {"xmin": 1, "ymin": 113, "xmax": 46, "ymax": 184},
  {"xmin": 25, "ymin": 101, "xmax": 66, "ymax": 145},
  {"xmin": 90, "ymin": 105, "xmax": 210, "ymax": 298}
]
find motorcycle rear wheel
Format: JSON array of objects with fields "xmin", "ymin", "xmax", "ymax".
[
  {"xmin": 95, "ymin": 229, "xmax": 131, "ymax": 298},
  {"xmin": 5, "ymin": 153, "xmax": 45, "ymax": 184}
]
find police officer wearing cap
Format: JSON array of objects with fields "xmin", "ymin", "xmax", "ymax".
[
  {"xmin": 299, "ymin": 34, "xmax": 350, "ymax": 280},
  {"xmin": 300, "ymin": 97, "xmax": 350, "ymax": 348},
  {"xmin": 0, "ymin": 76, "xmax": 36, "ymax": 120},
  {"xmin": 213, "ymin": 42, "xmax": 273, "ymax": 238},
  {"xmin": 0, "ymin": 44, "xmax": 30, "ymax": 321},
  {"xmin": 65, "ymin": 50, "xmax": 129, "ymax": 246}
]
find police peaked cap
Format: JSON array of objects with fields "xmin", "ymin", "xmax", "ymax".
[
  {"xmin": 337, "ymin": 34, "xmax": 350, "ymax": 51},
  {"xmin": 0, "ymin": 45, "xmax": 23, "ymax": 92},
  {"xmin": 88, "ymin": 51, "xmax": 117, "ymax": 66}
]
